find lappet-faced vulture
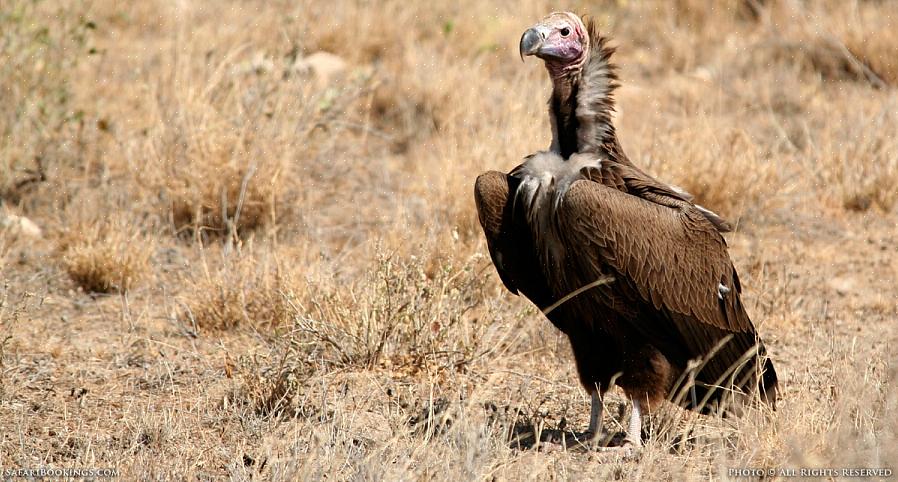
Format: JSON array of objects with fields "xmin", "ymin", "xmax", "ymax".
[{"xmin": 474, "ymin": 12, "xmax": 778, "ymax": 450}]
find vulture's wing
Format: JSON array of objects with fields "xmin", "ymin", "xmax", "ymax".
[
  {"xmin": 474, "ymin": 170, "xmax": 556, "ymax": 309},
  {"xmin": 559, "ymin": 178, "xmax": 757, "ymax": 355},
  {"xmin": 474, "ymin": 171, "xmax": 519, "ymax": 294}
]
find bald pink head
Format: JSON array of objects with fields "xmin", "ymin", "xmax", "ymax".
[{"xmin": 519, "ymin": 12, "xmax": 589, "ymax": 78}]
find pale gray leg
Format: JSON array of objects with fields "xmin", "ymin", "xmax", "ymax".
[
  {"xmin": 594, "ymin": 397, "xmax": 643, "ymax": 456},
  {"xmin": 624, "ymin": 398, "xmax": 643, "ymax": 447}
]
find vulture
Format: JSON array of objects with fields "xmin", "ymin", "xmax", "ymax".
[{"xmin": 474, "ymin": 12, "xmax": 778, "ymax": 450}]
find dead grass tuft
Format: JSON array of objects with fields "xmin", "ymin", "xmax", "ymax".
[
  {"xmin": 62, "ymin": 220, "xmax": 152, "ymax": 294},
  {"xmin": 228, "ymin": 345, "xmax": 306, "ymax": 418},
  {"xmin": 165, "ymin": 161, "xmax": 280, "ymax": 239},
  {"xmin": 644, "ymin": 121, "xmax": 781, "ymax": 221},
  {"xmin": 368, "ymin": 79, "xmax": 447, "ymax": 153},
  {"xmin": 137, "ymin": 37, "xmax": 367, "ymax": 241},
  {"xmin": 180, "ymin": 249, "xmax": 294, "ymax": 333},
  {"xmin": 811, "ymin": 96, "xmax": 898, "ymax": 212}
]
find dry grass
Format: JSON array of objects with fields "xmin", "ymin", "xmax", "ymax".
[
  {"xmin": 179, "ymin": 248, "xmax": 294, "ymax": 332},
  {"xmin": 0, "ymin": 1, "xmax": 90, "ymax": 205},
  {"xmin": 61, "ymin": 218, "xmax": 153, "ymax": 294},
  {"xmin": 1, "ymin": 0, "xmax": 896, "ymax": 479}
]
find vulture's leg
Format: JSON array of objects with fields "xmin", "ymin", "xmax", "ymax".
[
  {"xmin": 624, "ymin": 399, "xmax": 644, "ymax": 448},
  {"xmin": 595, "ymin": 398, "xmax": 643, "ymax": 456},
  {"xmin": 587, "ymin": 390, "xmax": 603, "ymax": 441}
]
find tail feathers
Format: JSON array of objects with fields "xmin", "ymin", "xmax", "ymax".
[
  {"xmin": 677, "ymin": 342, "xmax": 778, "ymax": 415},
  {"xmin": 759, "ymin": 355, "xmax": 779, "ymax": 409}
]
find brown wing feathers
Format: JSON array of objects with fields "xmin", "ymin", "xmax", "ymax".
[
  {"xmin": 560, "ymin": 180, "xmax": 748, "ymax": 332},
  {"xmin": 558, "ymin": 180, "xmax": 773, "ymax": 400},
  {"xmin": 474, "ymin": 171, "xmax": 518, "ymax": 294}
]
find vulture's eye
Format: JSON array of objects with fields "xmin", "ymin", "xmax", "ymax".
[{"xmin": 560, "ymin": 27, "xmax": 571, "ymax": 37}]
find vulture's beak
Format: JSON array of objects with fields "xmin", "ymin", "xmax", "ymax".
[{"xmin": 519, "ymin": 27, "xmax": 544, "ymax": 61}]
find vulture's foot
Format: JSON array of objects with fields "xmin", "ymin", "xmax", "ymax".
[
  {"xmin": 591, "ymin": 439, "xmax": 642, "ymax": 461},
  {"xmin": 589, "ymin": 397, "xmax": 643, "ymax": 459},
  {"xmin": 584, "ymin": 429, "xmax": 615, "ymax": 445}
]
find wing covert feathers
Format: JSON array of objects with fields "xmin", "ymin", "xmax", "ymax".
[{"xmin": 559, "ymin": 179, "xmax": 751, "ymax": 334}]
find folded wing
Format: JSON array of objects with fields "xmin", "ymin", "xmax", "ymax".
[{"xmin": 558, "ymin": 178, "xmax": 776, "ymax": 402}]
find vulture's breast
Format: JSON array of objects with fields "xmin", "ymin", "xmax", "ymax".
[{"xmin": 511, "ymin": 151, "xmax": 604, "ymax": 267}]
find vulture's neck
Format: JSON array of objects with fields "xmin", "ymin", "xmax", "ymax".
[
  {"xmin": 549, "ymin": 30, "xmax": 627, "ymax": 163},
  {"xmin": 548, "ymin": 74, "xmax": 581, "ymax": 159}
]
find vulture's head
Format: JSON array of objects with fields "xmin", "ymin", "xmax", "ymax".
[{"xmin": 519, "ymin": 12, "xmax": 589, "ymax": 77}]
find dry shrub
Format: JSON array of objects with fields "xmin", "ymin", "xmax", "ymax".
[
  {"xmin": 0, "ymin": 278, "xmax": 20, "ymax": 371},
  {"xmin": 62, "ymin": 219, "xmax": 152, "ymax": 293},
  {"xmin": 291, "ymin": 250, "xmax": 490, "ymax": 371},
  {"xmin": 227, "ymin": 249, "xmax": 494, "ymax": 416},
  {"xmin": 164, "ymin": 160, "xmax": 280, "ymax": 239},
  {"xmin": 180, "ymin": 249, "xmax": 295, "ymax": 332},
  {"xmin": 233, "ymin": 352, "xmax": 302, "ymax": 417}
]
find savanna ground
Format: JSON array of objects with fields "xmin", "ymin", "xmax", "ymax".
[{"xmin": 1, "ymin": 0, "xmax": 897, "ymax": 479}]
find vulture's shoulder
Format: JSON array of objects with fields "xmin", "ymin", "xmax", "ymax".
[
  {"xmin": 566, "ymin": 158, "xmax": 725, "ymax": 236},
  {"xmin": 611, "ymin": 163, "xmax": 733, "ymax": 232}
]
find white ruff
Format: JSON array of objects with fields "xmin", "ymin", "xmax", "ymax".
[{"xmin": 513, "ymin": 151, "xmax": 603, "ymax": 264}]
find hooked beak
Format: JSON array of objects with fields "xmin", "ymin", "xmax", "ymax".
[{"xmin": 519, "ymin": 27, "xmax": 544, "ymax": 61}]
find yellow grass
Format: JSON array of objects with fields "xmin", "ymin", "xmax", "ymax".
[
  {"xmin": 61, "ymin": 217, "xmax": 153, "ymax": 294},
  {"xmin": 1, "ymin": 0, "xmax": 896, "ymax": 479}
]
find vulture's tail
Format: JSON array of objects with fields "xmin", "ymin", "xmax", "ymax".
[
  {"xmin": 758, "ymin": 354, "xmax": 779, "ymax": 410},
  {"xmin": 679, "ymin": 337, "xmax": 779, "ymax": 415}
]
